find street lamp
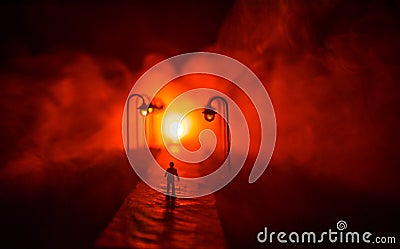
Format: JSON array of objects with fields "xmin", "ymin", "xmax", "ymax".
[
  {"xmin": 126, "ymin": 94, "xmax": 165, "ymax": 151},
  {"xmin": 203, "ymin": 96, "xmax": 231, "ymax": 170},
  {"xmin": 126, "ymin": 93, "xmax": 149, "ymax": 151}
]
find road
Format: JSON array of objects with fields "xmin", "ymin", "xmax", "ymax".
[{"xmin": 96, "ymin": 149, "xmax": 226, "ymax": 249}]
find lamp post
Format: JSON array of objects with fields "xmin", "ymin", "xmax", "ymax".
[
  {"xmin": 202, "ymin": 96, "xmax": 231, "ymax": 170},
  {"xmin": 126, "ymin": 94, "xmax": 164, "ymax": 152},
  {"xmin": 126, "ymin": 93, "xmax": 149, "ymax": 151}
]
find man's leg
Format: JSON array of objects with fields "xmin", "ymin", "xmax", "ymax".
[
  {"xmin": 166, "ymin": 181, "xmax": 170, "ymax": 195},
  {"xmin": 171, "ymin": 181, "xmax": 176, "ymax": 196}
]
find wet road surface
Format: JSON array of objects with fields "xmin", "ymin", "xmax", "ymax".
[{"xmin": 96, "ymin": 181, "xmax": 226, "ymax": 249}]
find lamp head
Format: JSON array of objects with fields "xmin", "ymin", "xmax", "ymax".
[
  {"xmin": 148, "ymin": 100, "xmax": 164, "ymax": 114},
  {"xmin": 147, "ymin": 104, "xmax": 154, "ymax": 114},
  {"xmin": 138, "ymin": 102, "xmax": 148, "ymax": 116},
  {"xmin": 147, "ymin": 103, "xmax": 157, "ymax": 114},
  {"xmin": 202, "ymin": 108, "xmax": 216, "ymax": 122}
]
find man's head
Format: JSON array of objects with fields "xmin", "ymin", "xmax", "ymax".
[{"xmin": 169, "ymin": 162, "xmax": 174, "ymax": 167}]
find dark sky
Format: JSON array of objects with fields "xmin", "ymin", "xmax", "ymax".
[{"xmin": 0, "ymin": 0, "xmax": 235, "ymax": 68}]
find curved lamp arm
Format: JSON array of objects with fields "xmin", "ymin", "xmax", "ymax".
[{"xmin": 204, "ymin": 96, "xmax": 231, "ymax": 156}]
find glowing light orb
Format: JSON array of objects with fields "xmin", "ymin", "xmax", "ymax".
[
  {"xmin": 162, "ymin": 113, "xmax": 189, "ymax": 142},
  {"xmin": 140, "ymin": 109, "xmax": 148, "ymax": 116}
]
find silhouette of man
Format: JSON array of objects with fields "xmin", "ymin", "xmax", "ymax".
[{"xmin": 164, "ymin": 162, "xmax": 179, "ymax": 196}]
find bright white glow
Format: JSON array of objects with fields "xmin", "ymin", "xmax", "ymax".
[
  {"xmin": 162, "ymin": 113, "xmax": 189, "ymax": 142},
  {"xmin": 169, "ymin": 121, "xmax": 184, "ymax": 139},
  {"xmin": 140, "ymin": 109, "xmax": 148, "ymax": 116}
]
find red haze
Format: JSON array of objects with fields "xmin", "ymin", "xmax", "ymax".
[{"xmin": 216, "ymin": 0, "xmax": 400, "ymax": 194}]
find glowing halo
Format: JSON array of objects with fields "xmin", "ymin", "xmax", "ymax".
[{"xmin": 122, "ymin": 52, "xmax": 276, "ymax": 198}]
